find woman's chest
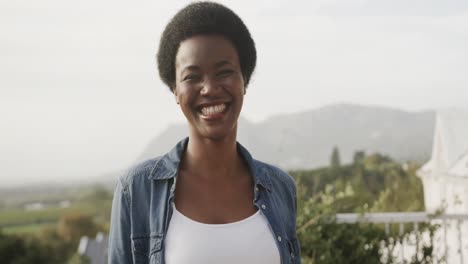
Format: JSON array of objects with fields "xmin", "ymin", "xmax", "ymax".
[
  {"xmin": 164, "ymin": 202, "xmax": 280, "ymax": 264},
  {"xmin": 173, "ymin": 173, "xmax": 256, "ymax": 224},
  {"xmin": 129, "ymin": 178, "xmax": 300, "ymax": 264}
]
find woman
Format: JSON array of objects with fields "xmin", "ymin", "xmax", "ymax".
[{"xmin": 108, "ymin": 2, "xmax": 300, "ymax": 264}]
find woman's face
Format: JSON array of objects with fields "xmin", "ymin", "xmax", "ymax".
[{"xmin": 174, "ymin": 35, "xmax": 245, "ymax": 141}]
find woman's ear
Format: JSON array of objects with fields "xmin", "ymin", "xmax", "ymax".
[{"xmin": 172, "ymin": 86, "xmax": 180, "ymax": 104}]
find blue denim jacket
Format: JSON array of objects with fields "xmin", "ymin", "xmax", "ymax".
[{"xmin": 108, "ymin": 137, "xmax": 301, "ymax": 264}]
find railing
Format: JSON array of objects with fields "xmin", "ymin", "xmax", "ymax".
[{"xmin": 336, "ymin": 212, "xmax": 468, "ymax": 264}]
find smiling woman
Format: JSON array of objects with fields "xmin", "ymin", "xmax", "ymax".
[
  {"xmin": 174, "ymin": 35, "xmax": 244, "ymax": 140},
  {"xmin": 108, "ymin": 2, "xmax": 300, "ymax": 264}
]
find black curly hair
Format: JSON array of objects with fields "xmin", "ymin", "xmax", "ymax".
[{"xmin": 157, "ymin": 1, "xmax": 257, "ymax": 92}]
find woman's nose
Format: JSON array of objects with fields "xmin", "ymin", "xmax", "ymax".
[{"xmin": 200, "ymin": 78, "xmax": 220, "ymax": 95}]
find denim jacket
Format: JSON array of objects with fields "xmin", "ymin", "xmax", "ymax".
[{"xmin": 108, "ymin": 137, "xmax": 301, "ymax": 264}]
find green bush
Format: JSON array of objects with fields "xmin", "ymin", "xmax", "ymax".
[{"xmin": 293, "ymin": 153, "xmax": 441, "ymax": 263}]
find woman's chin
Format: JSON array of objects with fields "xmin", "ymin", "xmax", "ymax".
[
  {"xmin": 200, "ymin": 130, "xmax": 233, "ymax": 141},
  {"xmin": 192, "ymin": 123, "xmax": 237, "ymax": 141}
]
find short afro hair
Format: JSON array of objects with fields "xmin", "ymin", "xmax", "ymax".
[{"xmin": 157, "ymin": 1, "xmax": 257, "ymax": 92}]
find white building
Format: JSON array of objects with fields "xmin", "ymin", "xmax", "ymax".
[
  {"xmin": 418, "ymin": 110, "xmax": 468, "ymax": 213},
  {"xmin": 78, "ymin": 232, "xmax": 108, "ymax": 264},
  {"xmin": 417, "ymin": 109, "xmax": 468, "ymax": 264}
]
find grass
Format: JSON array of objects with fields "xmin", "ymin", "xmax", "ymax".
[
  {"xmin": 0, "ymin": 200, "xmax": 112, "ymax": 235},
  {"xmin": 0, "ymin": 203, "xmax": 97, "ymax": 226}
]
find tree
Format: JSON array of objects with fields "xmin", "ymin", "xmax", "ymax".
[
  {"xmin": 353, "ymin": 151, "xmax": 366, "ymax": 164},
  {"xmin": 40, "ymin": 226, "xmax": 76, "ymax": 263},
  {"xmin": 57, "ymin": 213, "xmax": 98, "ymax": 243},
  {"xmin": 330, "ymin": 146, "xmax": 341, "ymax": 167},
  {"xmin": 0, "ymin": 231, "xmax": 52, "ymax": 264},
  {"xmin": 292, "ymin": 157, "xmax": 437, "ymax": 263}
]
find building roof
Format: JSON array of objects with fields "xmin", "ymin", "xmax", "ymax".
[
  {"xmin": 419, "ymin": 109, "xmax": 468, "ymax": 177},
  {"xmin": 78, "ymin": 232, "xmax": 108, "ymax": 264},
  {"xmin": 451, "ymin": 152, "xmax": 468, "ymax": 176}
]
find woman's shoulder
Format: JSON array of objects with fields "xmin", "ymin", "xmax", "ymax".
[
  {"xmin": 118, "ymin": 157, "xmax": 162, "ymax": 189},
  {"xmin": 252, "ymin": 159, "xmax": 297, "ymax": 196}
]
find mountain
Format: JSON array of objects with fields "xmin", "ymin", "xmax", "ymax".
[{"xmin": 137, "ymin": 103, "xmax": 435, "ymax": 169}]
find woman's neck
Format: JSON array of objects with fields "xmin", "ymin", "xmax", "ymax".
[{"xmin": 182, "ymin": 132, "xmax": 244, "ymax": 181}]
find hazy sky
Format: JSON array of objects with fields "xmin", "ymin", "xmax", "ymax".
[{"xmin": 1, "ymin": 0, "xmax": 467, "ymax": 187}]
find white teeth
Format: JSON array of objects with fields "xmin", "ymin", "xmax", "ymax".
[{"xmin": 201, "ymin": 104, "xmax": 226, "ymax": 116}]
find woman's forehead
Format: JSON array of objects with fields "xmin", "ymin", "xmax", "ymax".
[{"xmin": 175, "ymin": 35, "xmax": 239, "ymax": 70}]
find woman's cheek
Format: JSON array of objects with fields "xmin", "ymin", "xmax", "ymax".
[{"xmin": 222, "ymin": 76, "xmax": 242, "ymax": 90}]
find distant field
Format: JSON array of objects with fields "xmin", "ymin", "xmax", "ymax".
[
  {"xmin": 2, "ymin": 222, "xmax": 57, "ymax": 235},
  {"xmin": 0, "ymin": 201, "xmax": 112, "ymax": 235}
]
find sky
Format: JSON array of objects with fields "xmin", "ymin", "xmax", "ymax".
[{"xmin": 1, "ymin": 0, "xmax": 467, "ymax": 187}]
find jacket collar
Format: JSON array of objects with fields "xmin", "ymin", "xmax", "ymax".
[{"xmin": 148, "ymin": 137, "xmax": 273, "ymax": 191}]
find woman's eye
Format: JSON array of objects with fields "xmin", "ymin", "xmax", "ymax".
[
  {"xmin": 183, "ymin": 74, "xmax": 200, "ymax": 81},
  {"xmin": 217, "ymin": 69, "xmax": 233, "ymax": 77}
]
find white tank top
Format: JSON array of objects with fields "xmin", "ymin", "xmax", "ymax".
[{"xmin": 164, "ymin": 202, "xmax": 281, "ymax": 264}]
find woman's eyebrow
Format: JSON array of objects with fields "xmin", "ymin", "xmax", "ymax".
[
  {"xmin": 180, "ymin": 65, "xmax": 199, "ymax": 76},
  {"xmin": 214, "ymin": 60, "xmax": 233, "ymax": 68}
]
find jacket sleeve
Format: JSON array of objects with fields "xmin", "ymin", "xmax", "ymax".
[{"xmin": 108, "ymin": 179, "xmax": 133, "ymax": 264}]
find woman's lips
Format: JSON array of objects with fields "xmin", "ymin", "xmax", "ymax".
[{"xmin": 198, "ymin": 103, "xmax": 229, "ymax": 120}]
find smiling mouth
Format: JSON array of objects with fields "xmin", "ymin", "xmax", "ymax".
[{"xmin": 198, "ymin": 103, "xmax": 230, "ymax": 119}]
